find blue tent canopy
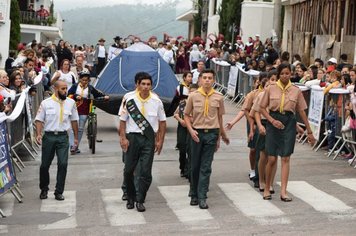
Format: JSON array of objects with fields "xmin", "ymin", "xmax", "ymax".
[{"xmin": 94, "ymin": 43, "xmax": 179, "ymax": 115}]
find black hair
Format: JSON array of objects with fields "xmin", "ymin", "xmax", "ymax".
[
  {"xmin": 293, "ymin": 54, "xmax": 302, "ymax": 61},
  {"xmin": 182, "ymin": 71, "xmax": 192, "ymax": 79},
  {"xmin": 277, "ymin": 63, "xmax": 292, "ymax": 79},
  {"xmin": 340, "ymin": 54, "xmax": 347, "ymax": 61},
  {"xmin": 309, "ymin": 65, "xmax": 318, "ymax": 80},
  {"xmin": 342, "ymin": 74, "xmax": 351, "ymax": 85},
  {"xmin": 201, "ymin": 68, "xmax": 216, "ymax": 77},
  {"xmin": 281, "ymin": 51, "xmax": 290, "ymax": 61},
  {"xmin": 314, "ymin": 58, "xmax": 324, "ymax": 67},
  {"xmin": 135, "ymin": 72, "xmax": 152, "ymax": 85},
  {"xmin": 268, "ymin": 69, "xmax": 278, "ymax": 78},
  {"xmin": 24, "ymin": 58, "xmax": 33, "ymax": 65}
]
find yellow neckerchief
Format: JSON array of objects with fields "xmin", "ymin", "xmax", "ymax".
[
  {"xmin": 181, "ymin": 81, "xmax": 189, "ymax": 88},
  {"xmin": 79, "ymin": 83, "xmax": 87, "ymax": 98},
  {"xmin": 197, "ymin": 87, "xmax": 215, "ymax": 116},
  {"xmin": 276, "ymin": 80, "xmax": 292, "ymax": 113},
  {"xmin": 51, "ymin": 94, "xmax": 64, "ymax": 123},
  {"xmin": 136, "ymin": 90, "xmax": 151, "ymax": 116},
  {"xmin": 258, "ymin": 85, "xmax": 263, "ymax": 91}
]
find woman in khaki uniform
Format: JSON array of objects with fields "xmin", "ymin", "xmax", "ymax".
[{"xmin": 259, "ymin": 63, "xmax": 315, "ymax": 202}]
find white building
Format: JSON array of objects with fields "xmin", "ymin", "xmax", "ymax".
[
  {"xmin": 18, "ymin": 0, "xmax": 63, "ymax": 44},
  {"xmin": 0, "ymin": 0, "xmax": 63, "ymax": 69},
  {"xmin": 177, "ymin": 0, "xmax": 276, "ymax": 47},
  {"xmin": 0, "ymin": 0, "xmax": 11, "ymax": 69}
]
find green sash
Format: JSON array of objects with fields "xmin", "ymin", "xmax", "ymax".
[{"xmin": 126, "ymin": 98, "xmax": 155, "ymax": 140}]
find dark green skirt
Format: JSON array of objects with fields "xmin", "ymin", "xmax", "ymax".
[
  {"xmin": 256, "ymin": 120, "xmax": 267, "ymax": 152},
  {"xmin": 266, "ymin": 112, "xmax": 296, "ymax": 157},
  {"xmin": 246, "ymin": 120, "xmax": 259, "ymax": 148}
]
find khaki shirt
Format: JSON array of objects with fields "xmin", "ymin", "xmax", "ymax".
[
  {"xmin": 260, "ymin": 83, "xmax": 307, "ymax": 114},
  {"xmin": 242, "ymin": 90, "xmax": 259, "ymax": 112},
  {"xmin": 184, "ymin": 90, "xmax": 225, "ymax": 129},
  {"xmin": 250, "ymin": 91, "xmax": 267, "ymax": 119}
]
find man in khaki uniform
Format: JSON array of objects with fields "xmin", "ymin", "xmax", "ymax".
[{"xmin": 184, "ymin": 69, "xmax": 229, "ymax": 209}]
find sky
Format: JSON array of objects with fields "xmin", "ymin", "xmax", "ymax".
[{"xmin": 55, "ymin": 0, "xmax": 170, "ymax": 11}]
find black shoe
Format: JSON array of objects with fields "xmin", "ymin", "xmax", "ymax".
[
  {"xmin": 190, "ymin": 197, "xmax": 198, "ymax": 206},
  {"xmin": 39, "ymin": 190, "xmax": 48, "ymax": 199},
  {"xmin": 199, "ymin": 199, "xmax": 209, "ymax": 209},
  {"xmin": 122, "ymin": 193, "xmax": 128, "ymax": 201},
  {"xmin": 254, "ymin": 180, "xmax": 260, "ymax": 188},
  {"xmin": 263, "ymin": 195, "xmax": 272, "ymax": 200},
  {"xmin": 180, "ymin": 171, "xmax": 185, "ymax": 178},
  {"xmin": 126, "ymin": 199, "xmax": 134, "ymax": 209},
  {"xmin": 136, "ymin": 202, "xmax": 146, "ymax": 212},
  {"xmin": 280, "ymin": 196, "xmax": 292, "ymax": 202},
  {"xmin": 54, "ymin": 193, "xmax": 65, "ymax": 201}
]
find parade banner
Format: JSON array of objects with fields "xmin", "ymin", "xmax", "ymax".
[
  {"xmin": 227, "ymin": 65, "xmax": 239, "ymax": 97},
  {"xmin": 308, "ymin": 86, "xmax": 324, "ymax": 140},
  {"xmin": 0, "ymin": 122, "xmax": 16, "ymax": 194}
]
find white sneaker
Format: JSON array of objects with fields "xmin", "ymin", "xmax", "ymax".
[
  {"xmin": 249, "ymin": 170, "xmax": 256, "ymax": 180},
  {"xmin": 348, "ymin": 159, "xmax": 354, "ymax": 165}
]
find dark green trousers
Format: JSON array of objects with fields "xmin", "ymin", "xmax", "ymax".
[
  {"xmin": 124, "ymin": 133, "xmax": 155, "ymax": 203},
  {"xmin": 190, "ymin": 129, "xmax": 219, "ymax": 200},
  {"xmin": 39, "ymin": 132, "xmax": 69, "ymax": 194},
  {"xmin": 121, "ymin": 151, "xmax": 140, "ymax": 195},
  {"xmin": 177, "ymin": 123, "xmax": 188, "ymax": 173}
]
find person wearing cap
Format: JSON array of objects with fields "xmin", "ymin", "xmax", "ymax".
[
  {"xmin": 326, "ymin": 57, "xmax": 338, "ymax": 73},
  {"xmin": 35, "ymin": 80, "xmax": 79, "ymax": 201},
  {"xmin": 108, "ymin": 36, "xmax": 123, "ymax": 62},
  {"xmin": 184, "ymin": 69, "xmax": 229, "ymax": 209},
  {"xmin": 94, "ymin": 38, "xmax": 107, "ymax": 77},
  {"xmin": 119, "ymin": 72, "xmax": 166, "ymax": 212},
  {"xmin": 67, "ymin": 70, "xmax": 109, "ymax": 154}
]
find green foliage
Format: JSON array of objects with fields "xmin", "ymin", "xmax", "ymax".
[
  {"xmin": 9, "ymin": 0, "xmax": 21, "ymax": 50},
  {"xmin": 193, "ymin": 0, "xmax": 202, "ymax": 36},
  {"xmin": 218, "ymin": 0, "xmax": 242, "ymax": 41}
]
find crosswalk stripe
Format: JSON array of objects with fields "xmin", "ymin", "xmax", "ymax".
[
  {"xmin": 332, "ymin": 178, "xmax": 356, "ymax": 192},
  {"xmin": 38, "ymin": 191, "xmax": 77, "ymax": 230},
  {"xmin": 0, "ymin": 194, "xmax": 15, "ymax": 234},
  {"xmin": 101, "ymin": 189, "xmax": 146, "ymax": 226},
  {"xmin": 281, "ymin": 181, "xmax": 353, "ymax": 213},
  {"xmin": 218, "ymin": 183, "xmax": 290, "ymax": 225},
  {"xmin": 158, "ymin": 185, "xmax": 213, "ymax": 222}
]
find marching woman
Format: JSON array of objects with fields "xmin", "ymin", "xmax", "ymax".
[{"xmin": 259, "ymin": 63, "xmax": 315, "ymax": 201}]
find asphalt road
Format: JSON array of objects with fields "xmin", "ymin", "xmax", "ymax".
[{"xmin": 1, "ymin": 101, "xmax": 356, "ymax": 236}]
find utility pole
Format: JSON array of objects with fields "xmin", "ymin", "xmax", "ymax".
[
  {"xmin": 201, "ymin": 0, "xmax": 209, "ymax": 42},
  {"xmin": 273, "ymin": 0, "xmax": 282, "ymax": 39}
]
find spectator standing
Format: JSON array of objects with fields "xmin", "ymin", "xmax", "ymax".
[{"xmin": 94, "ymin": 38, "xmax": 107, "ymax": 77}]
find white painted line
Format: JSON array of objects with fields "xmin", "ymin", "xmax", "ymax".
[
  {"xmin": 332, "ymin": 178, "xmax": 356, "ymax": 192},
  {"xmin": 219, "ymin": 183, "xmax": 290, "ymax": 225},
  {"xmin": 158, "ymin": 185, "xmax": 213, "ymax": 223},
  {"xmin": 38, "ymin": 191, "xmax": 77, "ymax": 230},
  {"xmin": 101, "ymin": 189, "xmax": 146, "ymax": 226},
  {"xmin": 279, "ymin": 181, "xmax": 352, "ymax": 213},
  {"xmin": 0, "ymin": 194, "xmax": 15, "ymax": 234}
]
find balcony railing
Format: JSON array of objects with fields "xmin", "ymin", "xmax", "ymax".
[{"xmin": 20, "ymin": 11, "xmax": 57, "ymax": 27}]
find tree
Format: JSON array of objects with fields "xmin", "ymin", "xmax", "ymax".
[
  {"xmin": 193, "ymin": 0, "xmax": 202, "ymax": 37},
  {"xmin": 9, "ymin": 0, "xmax": 21, "ymax": 51},
  {"xmin": 218, "ymin": 0, "xmax": 242, "ymax": 42}
]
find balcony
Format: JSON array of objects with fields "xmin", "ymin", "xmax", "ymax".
[
  {"xmin": 20, "ymin": 11, "xmax": 57, "ymax": 27},
  {"xmin": 176, "ymin": 0, "xmax": 199, "ymax": 21}
]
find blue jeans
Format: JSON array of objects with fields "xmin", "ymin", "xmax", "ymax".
[{"xmin": 69, "ymin": 115, "xmax": 88, "ymax": 149}]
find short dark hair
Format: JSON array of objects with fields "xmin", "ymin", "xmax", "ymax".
[
  {"xmin": 268, "ymin": 69, "xmax": 278, "ymax": 78},
  {"xmin": 135, "ymin": 72, "xmax": 152, "ymax": 84},
  {"xmin": 182, "ymin": 71, "xmax": 192, "ymax": 79},
  {"xmin": 314, "ymin": 58, "xmax": 324, "ymax": 67},
  {"xmin": 201, "ymin": 68, "xmax": 215, "ymax": 77},
  {"xmin": 340, "ymin": 54, "xmax": 347, "ymax": 61},
  {"xmin": 24, "ymin": 58, "xmax": 34, "ymax": 64}
]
